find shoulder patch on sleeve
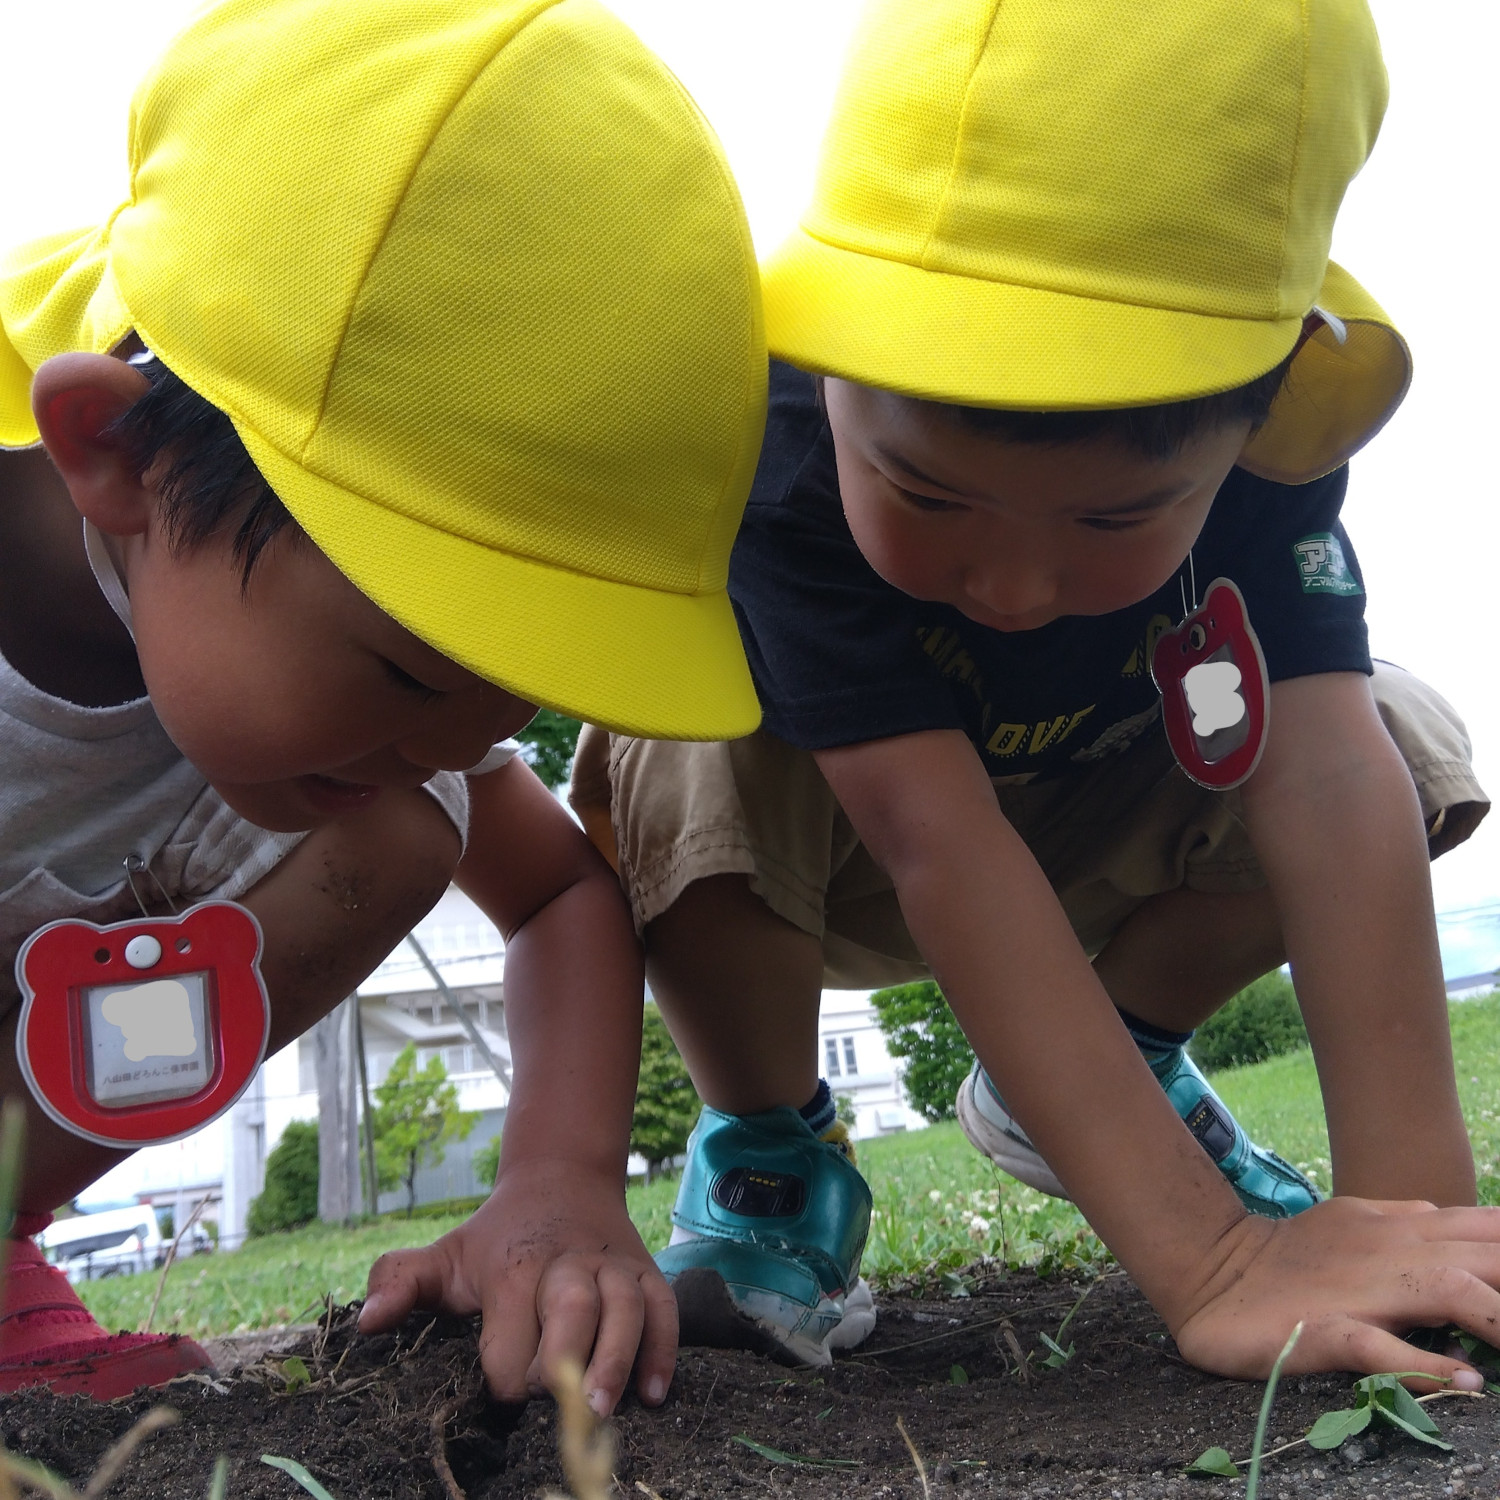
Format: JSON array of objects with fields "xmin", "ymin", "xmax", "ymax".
[{"xmin": 1291, "ymin": 533, "xmax": 1362, "ymax": 596}]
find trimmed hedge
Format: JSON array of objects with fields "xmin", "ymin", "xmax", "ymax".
[
  {"xmin": 247, "ymin": 1119, "xmax": 320, "ymax": 1237},
  {"xmin": 1189, "ymin": 971, "xmax": 1308, "ymax": 1072},
  {"xmin": 871, "ymin": 968, "xmax": 1307, "ymax": 1122}
]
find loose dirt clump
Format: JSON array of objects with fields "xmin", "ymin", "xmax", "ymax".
[{"xmin": 1, "ymin": 1271, "xmax": 1493, "ymax": 1499}]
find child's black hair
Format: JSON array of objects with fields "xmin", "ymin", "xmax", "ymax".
[
  {"xmin": 820, "ymin": 351, "xmax": 1296, "ymax": 460},
  {"xmin": 107, "ymin": 355, "xmax": 299, "ymax": 583}
]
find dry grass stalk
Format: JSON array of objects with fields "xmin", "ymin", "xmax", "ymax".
[
  {"xmin": 0, "ymin": 1100, "xmax": 33, "ymax": 1500},
  {"xmin": 0, "ymin": 1406, "xmax": 176, "ymax": 1500},
  {"xmin": 82, "ymin": 1408, "xmax": 179, "ymax": 1497},
  {"xmin": 143, "ymin": 1197, "xmax": 209, "ymax": 1334},
  {"xmin": 896, "ymin": 1416, "xmax": 931, "ymax": 1500},
  {"xmin": 0, "ymin": 1404, "xmax": 177, "ymax": 1500},
  {"xmin": 542, "ymin": 1359, "xmax": 615, "ymax": 1500},
  {"xmin": 0, "ymin": 1102, "xmax": 26, "ymax": 1299},
  {"xmin": 1001, "ymin": 1323, "xmax": 1032, "ymax": 1382},
  {"xmin": 312, "ymin": 1294, "xmax": 336, "ymax": 1367},
  {"xmin": 0, "ymin": 1451, "xmax": 78, "ymax": 1499}
]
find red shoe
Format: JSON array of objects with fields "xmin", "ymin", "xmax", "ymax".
[{"xmin": 0, "ymin": 1233, "xmax": 215, "ymax": 1399}]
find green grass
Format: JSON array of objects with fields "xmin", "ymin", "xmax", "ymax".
[
  {"xmin": 859, "ymin": 1119, "xmax": 1106, "ymax": 1282},
  {"xmin": 77, "ymin": 1213, "xmax": 479, "ymax": 1340},
  {"xmin": 1209, "ymin": 990, "xmax": 1500, "ymax": 1205},
  {"xmin": 76, "ymin": 993, "xmax": 1500, "ymax": 1338}
]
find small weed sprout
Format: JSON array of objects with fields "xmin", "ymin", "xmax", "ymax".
[
  {"xmin": 1306, "ymin": 1373, "xmax": 1454, "ymax": 1453},
  {"xmin": 1186, "ymin": 1322, "xmax": 1303, "ymax": 1491},
  {"xmin": 1245, "ymin": 1324, "xmax": 1303, "ymax": 1500},
  {"xmin": 731, "ymin": 1436, "xmax": 859, "ymax": 1470},
  {"xmin": 1037, "ymin": 1275, "xmax": 1100, "ymax": 1370},
  {"xmin": 261, "ymin": 1455, "xmax": 340, "ymax": 1499},
  {"xmin": 1184, "ymin": 1337, "xmax": 1485, "ymax": 1486}
]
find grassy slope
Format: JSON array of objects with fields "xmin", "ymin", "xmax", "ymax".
[
  {"xmin": 78, "ymin": 993, "xmax": 1500, "ymax": 1338},
  {"xmin": 1209, "ymin": 990, "xmax": 1500, "ymax": 1205}
]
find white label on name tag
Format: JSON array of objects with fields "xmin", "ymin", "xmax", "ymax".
[{"xmin": 84, "ymin": 972, "xmax": 213, "ymax": 1106}]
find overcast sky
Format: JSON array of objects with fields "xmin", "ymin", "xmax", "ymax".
[{"xmin": 6, "ymin": 1, "xmax": 1498, "ymax": 967}]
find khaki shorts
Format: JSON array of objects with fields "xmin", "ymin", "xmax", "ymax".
[{"xmin": 571, "ymin": 662, "xmax": 1488, "ymax": 991}]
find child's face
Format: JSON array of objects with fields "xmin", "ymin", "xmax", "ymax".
[
  {"xmin": 122, "ymin": 525, "xmax": 537, "ymax": 833},
  {"xmin": 823, "ymin": 379, "xmax": 1252, "ymax": 633},
  {"xmin": 31, "ymin": 351, "xmax": 536, "ymax": 834}
]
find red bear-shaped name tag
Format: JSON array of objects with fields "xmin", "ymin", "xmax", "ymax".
[
  {"xmin": 1150, "ymin": 577, "xmax": 1270, "ymax": 791},
  {"xmin": 15, "ymin": 902, "xmax": 270, "ymax": 1148}
]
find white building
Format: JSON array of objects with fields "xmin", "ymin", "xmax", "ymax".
[
  {"xmin": 818, "ymin": 989, "xmax": 928, "ymax": 1138},
  {"xmin": 79, "ymin": 888, "xmax": 926, "ymax": 1239}
]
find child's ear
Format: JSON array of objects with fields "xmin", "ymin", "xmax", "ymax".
[{"xmin": 30, "ymin": 353, "xmax": 154, "ymax": 536}]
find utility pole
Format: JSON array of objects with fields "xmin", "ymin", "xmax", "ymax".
[
  {"xmin": 353, "ymin": 996, "xmax": 379, "ymax": 1217},
  {"xmin": 314, "ymin": 998, "xmax": 361, "ymax": 1224}
]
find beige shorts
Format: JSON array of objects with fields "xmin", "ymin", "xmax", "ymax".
[{"xmin": 571, "ymin": 662, "xmax": 1488, "ymax": 991}]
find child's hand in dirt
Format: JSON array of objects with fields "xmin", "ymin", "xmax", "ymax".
[
  {"xmin": 359, "ymin": 1160, "xmax": 677, "ymax": 1416},
  {"xmin": 1171, "ymin": 1196, "xmax": 1500, "ymax": 1390}
]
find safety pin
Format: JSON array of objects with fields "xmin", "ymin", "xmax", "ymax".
[
  {"xmin": 123, "ymin": 853, "xmax": 179, "ymax": 917},
  {"xmin": 1178, "ymin": 549, "xmax": 1199, "ymax": 617}
]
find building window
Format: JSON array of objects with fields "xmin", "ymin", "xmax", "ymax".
[{"xmin": 824, "ymin": 1036, "xmax": 858, "ymax": 1079}]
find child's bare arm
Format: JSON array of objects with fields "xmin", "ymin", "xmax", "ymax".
[
  {"xmin": 815, "ymin": 729, "xmax": 1249, "ymax": 1312},
  {"xmin": 361, "ymin": 758, "xmax": 675, "ymax": 1416},
  {"xmin": 814, "ymin": 728, "xmax": 1500, "ymax": 1388},
  {"xmin": 1238, "ymin": 671, "xmax": 1474, "ymax": 1204}
]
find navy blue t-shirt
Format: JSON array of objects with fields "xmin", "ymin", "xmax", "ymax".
[{"xmin": 728, "ymin": 362, "xmax": 1372, "ymax": 781}]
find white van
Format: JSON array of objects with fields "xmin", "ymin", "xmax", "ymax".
[{"xmin": 39, "ymin": 1206, "xmax": 165, "ymax": 1283}]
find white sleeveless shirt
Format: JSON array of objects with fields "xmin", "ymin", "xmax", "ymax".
[{"xmin": 0, "ymin": 524, "xmax": 510, "ymax": 995}]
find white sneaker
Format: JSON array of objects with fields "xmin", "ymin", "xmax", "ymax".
[
  {"xmin": 955, "ymin": 1063, "xmax": 1068, "ymax": 1199},
  {"xmin": 825, "ymin": 1276, "xmax": 877, "ymax": 1351}
]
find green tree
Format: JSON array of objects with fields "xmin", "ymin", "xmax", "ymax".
[
  {"xmin": 247, "ymin": 1119, "xmax": 320, "ymax": 1236},
  {"xmin": 514, "ymin": 710, "xmax": 582, "ymax": 790},
  {"xmin": 372, "ymin": 1045, "xmax": 478, "ymax": 1216},
  {"xmin": 1189, "ymin": 971, "xmax": 1308, "ymax": 1072},
  {"xmin": 632, "ymin": 1003, "xmax": 700, "ymax": 1182},
  {"xmin": 869, "ymin": 980, "xmax": 975, "ymax": 1123},
  {"xmin": 472, "ymin": 1131, "xmax": 502, "ymax": 1191}
]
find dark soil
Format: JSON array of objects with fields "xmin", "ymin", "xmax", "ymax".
[{"xmin": 3, "ymin": 1270, "xmax": 1495, "ymax": 1499}]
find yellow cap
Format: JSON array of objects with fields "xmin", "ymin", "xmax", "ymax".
[
  {"xmin": 0, "ymin": 0, "xmax": 766, "ymax": 739},
  {"xmin": 764, "ymin": 0, "xmax": 1409, "ymax": 484}
]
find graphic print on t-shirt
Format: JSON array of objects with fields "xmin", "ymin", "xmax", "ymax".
[{"xmin": 728, "ymin": 363, "xmax": 1373, "ymax": 780}]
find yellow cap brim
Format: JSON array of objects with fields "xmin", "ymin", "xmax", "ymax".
[
  {"xmin": 764, "ymin": 226, "xmax": 1301, "ymax": 409},
  {"xmin": 764, "ymin": 231, "xmax": 1410, "ymax": 483},
  {"xmin": 1238, "ymin": 262, "xmax": 1411, "ymax": 484},
  {"xmin": 240, "ymin": 428, "xmax": 762, "ymax": 742}
]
